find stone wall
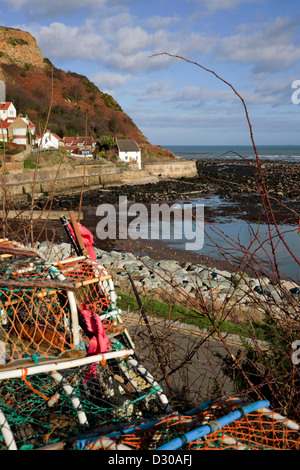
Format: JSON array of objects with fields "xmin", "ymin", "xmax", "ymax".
[
  {"xmin": 0, "ymin": 160, "xmax": 198, "ymax": 198},
  {"xmin": 144, "ymin": 160, "xmax": 197, "ymax": 178}
]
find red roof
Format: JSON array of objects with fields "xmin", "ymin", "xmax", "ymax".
[
  {"xmin": 63, "ymin": 136, "xmax": 96, "ymax": 145},
  {"xmin": 0, "ymin": 102, "xmax": 13, "ymax": 110},
  {"xmin": 50, "ymin": 133, "xmax": 63, "ymax": 141},
  {"xmin": 62, "ymin": 145, "xmax": 79, "ymax": 151},
  {"xmin": 74, "ymin": 137, "xmax": 96, "ymax": 144},
  {"xmin": 63, "ymin": 137, "xmax": 74, "ymax": 144},
  {"xmin": 0, "ymin": 118, "xmax": 14, "ymax": 129}
]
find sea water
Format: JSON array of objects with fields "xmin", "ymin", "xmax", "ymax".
[
  {"xmin": 162, "ymin": 145, "xmax": 300, "ymax": 162},
  {"xmin": 159, "ymin": 147, "xmax": 300, "ymax": 282}
]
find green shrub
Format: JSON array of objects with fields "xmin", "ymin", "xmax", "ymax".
[
  {"xmin": 24, "ymin": 158, "xmax": 39, "ymax": 169},
  {"xmin": 97, "ymin": 150, "xmax": 106, "ymax": 159},
  {"xmin": 102, "ymin": 93, "xmax": 123, "ymax": 112}
]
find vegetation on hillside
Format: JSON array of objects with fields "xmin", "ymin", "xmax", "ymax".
[{"xmin": 1, "ymin": 62, "xmax": 140, "ymax": 142}]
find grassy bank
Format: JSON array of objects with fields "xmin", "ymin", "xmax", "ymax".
[{"xmin": 116, "ymin": 290, "xmax": 269, "ymax": 342}]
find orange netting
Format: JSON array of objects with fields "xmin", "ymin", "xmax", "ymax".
[
  {"xmin": 187, "ymin": 410, "xmax": 300, "ymax": 450},
  {"xmin": 0, "ymin": 240, "xmax": 126, "ymax": 367},
  {"xmin": 56, "ymin": 258, "xmax": 114, "ymax": 317},
  {"xmin": 81, "ymin": 396, "xmax": 300, "ymax": 451},
  {"xmin": 55, "ymin": 257, "xmax": 130, "ymax": 344},
  {"xmin": 0, "ymin": 285, "xmax": 75, "ymax": 362}
]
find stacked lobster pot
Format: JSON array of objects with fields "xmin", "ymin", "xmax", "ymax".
[
  {"xmin": 0, "ymin": 221, "xmax": 170, "ymax": 450},
  {"xmin": 0, "ymin": 214, "xmax": 299, "ymax": 451}
]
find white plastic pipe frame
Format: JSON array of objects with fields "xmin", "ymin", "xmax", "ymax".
[
  {"xmin": 0, "ymin": 349, "xmax": 133, "ymax": 450},
  {"xmin": 126, "ymin": 355, "xmax": 171, "ymax": 414},
  {"xmin": 86, "ymin": 259, "xmax": 135, "ymax": 350},
  {"xmin": 257, "ymin": 407, "xmax": 299, "ymax": 431},
  {"xmin": 0, "ymin": 349, "xmax": 134, "ymax": 381},
  {"xmin": 51, "ymin": 371, "xmax": 88, "ymax": 426},
  {"xmin": 0, "ymin": 408, "xmax": 17, "ymax": 450}
]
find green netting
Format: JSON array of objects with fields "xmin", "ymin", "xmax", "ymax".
[
  {"xmin": 0, "ymin": 240, "xmax": 169, "ymax": 450},
  {"xmin": 0, "ymin": 348, "xmax": 168, "ymax": 450},
  {"xmin": 76, "ymin": 396, "xmax": 300, "ymax": 451},
  {"xmin": 1, "ymin": 241, "xmax": 298, "ymax": 452}
]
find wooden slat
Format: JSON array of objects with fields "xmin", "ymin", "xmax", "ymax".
[
  {"xmin": 74, "ymin": 275, "xmax": 112, "ymax": 288},
  {"xmin": 0, "ymin": 247, "xmax": 40, "ymax": 258},
  {"xmin": 0, "ymin": 279, "xmax": 76, "ymax": 291}
]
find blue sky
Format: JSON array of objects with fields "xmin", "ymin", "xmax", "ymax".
[{"xmin": 0, "ymin": 0, "xmax": 300, "ymax": 146}]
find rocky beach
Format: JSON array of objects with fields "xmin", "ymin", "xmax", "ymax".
[
  {"xmin": 36, "ymin": 238, "xmax": 299, "ymax": 326},
  {"xmin": 31, "ymin": 157, "xmax": 300, "ymax": 210},
  {"xmin": 4, "ymin": 157, "xmax": 299, "ymax": 299},
  {"xmin": 24, "ymin": 158, "xmax": 300, "ymax": 242},
  {"xmin": 10, "ymin": 155, "xmax": 300, "ymax": 355},
  {"xmin": 18, "ymin": 157, "xmax": 299, "ymax": 282}
]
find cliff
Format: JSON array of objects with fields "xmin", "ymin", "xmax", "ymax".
[
  {"xmin": 0, "ymin": 26, "xmax": 175, "ymax": 161},
  {"xmin": 0, "ymin": 26, "xmax": 44, "ymax": 73}
]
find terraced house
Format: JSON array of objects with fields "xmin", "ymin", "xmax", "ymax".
[{"xmin": 0, "ymin": 111, "xmax": 36, "ymax": 146}]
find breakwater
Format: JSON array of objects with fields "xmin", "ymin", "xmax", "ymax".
[
  {"xmin": 0, "ymin": 160, "xmax": 198, "ymax": 202},
  {"xmin": 37, "ymin": 241, "xmax": 300, "ymax": 324}
]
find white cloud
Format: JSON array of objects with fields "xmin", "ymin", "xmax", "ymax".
[
  {"xmin": 31, "ymin": 22, "xmax": 109, "ymax": 61},
  {"xmin": 3, "ymin": 0, "xmax": 130, "ymax": 18},
  {"xmin": 189, "ymin": 0, "xmax": 260, "ymax": 12},
  {"xmin": 253, "ymin": 78, "xmax": 296, "ymax": 105},
  {"xmin": 134, "ymin": 80, "xmax": 288, "ymax": 110},
  {"xmin": 91, "ymin": 71, "xmax": 132, "ymax": 92},
  {"xmin": 177, "ymin": 32, "xmax": 219, "ymax": 56},
  {"xmin": 215, "ymin": 16, "xmax": 300, "ymax": 75},
  {"xmin": 146, "ymin": 15, "xmax": 180, "ymax": 30},
  {"xmin": 134, "ymin": 79, "xmax": 173, "ymax": 101},
  {"xmin": 98, "ymin": 13, "xmax": 133, "ymax": 37},
  {"xmin": 6, "ymin": 3, "xmax": 215, "ymax": 75},
  {"xmin": 114, "ymin": 26, "xmax": 151, "ymax": 55},
  {"xmin": 28, "ymin": 18, "xmax": 208, "ymax": 73}
]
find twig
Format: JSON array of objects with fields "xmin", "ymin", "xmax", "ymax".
[
  {"xmin": 0, "ymin": 120, "xmax": 7, "ymax": 238},
  {"xmin": 152, "ymin": 52, "xmax": 300, "ymax": 274},
  {"xmin": 127, "ymin": 271, "xmax": 174, "ymax": 394},
  {"xmin": 28, "ymin": 66, "xmax": 54, "ymax": 246},
  {"xmin": 78, "ymin": 111, "xmax": 88, "ymax": 222}
]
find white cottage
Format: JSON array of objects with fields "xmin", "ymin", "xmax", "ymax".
[
  {"xmin": 116, "ymin": 139, "xmax": 141, "ymax": 169},
  {"xmin": 0, "ymin": 102, "xmax": 17, "ymax": 121},
  {"xmin": 37, "ymin": 131, "xmax": 63, "ymax": 149}
]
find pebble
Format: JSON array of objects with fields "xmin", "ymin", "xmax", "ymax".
[{"xmin": 35, "ymin": 241, "xmax": 300, "ymax": 313}]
